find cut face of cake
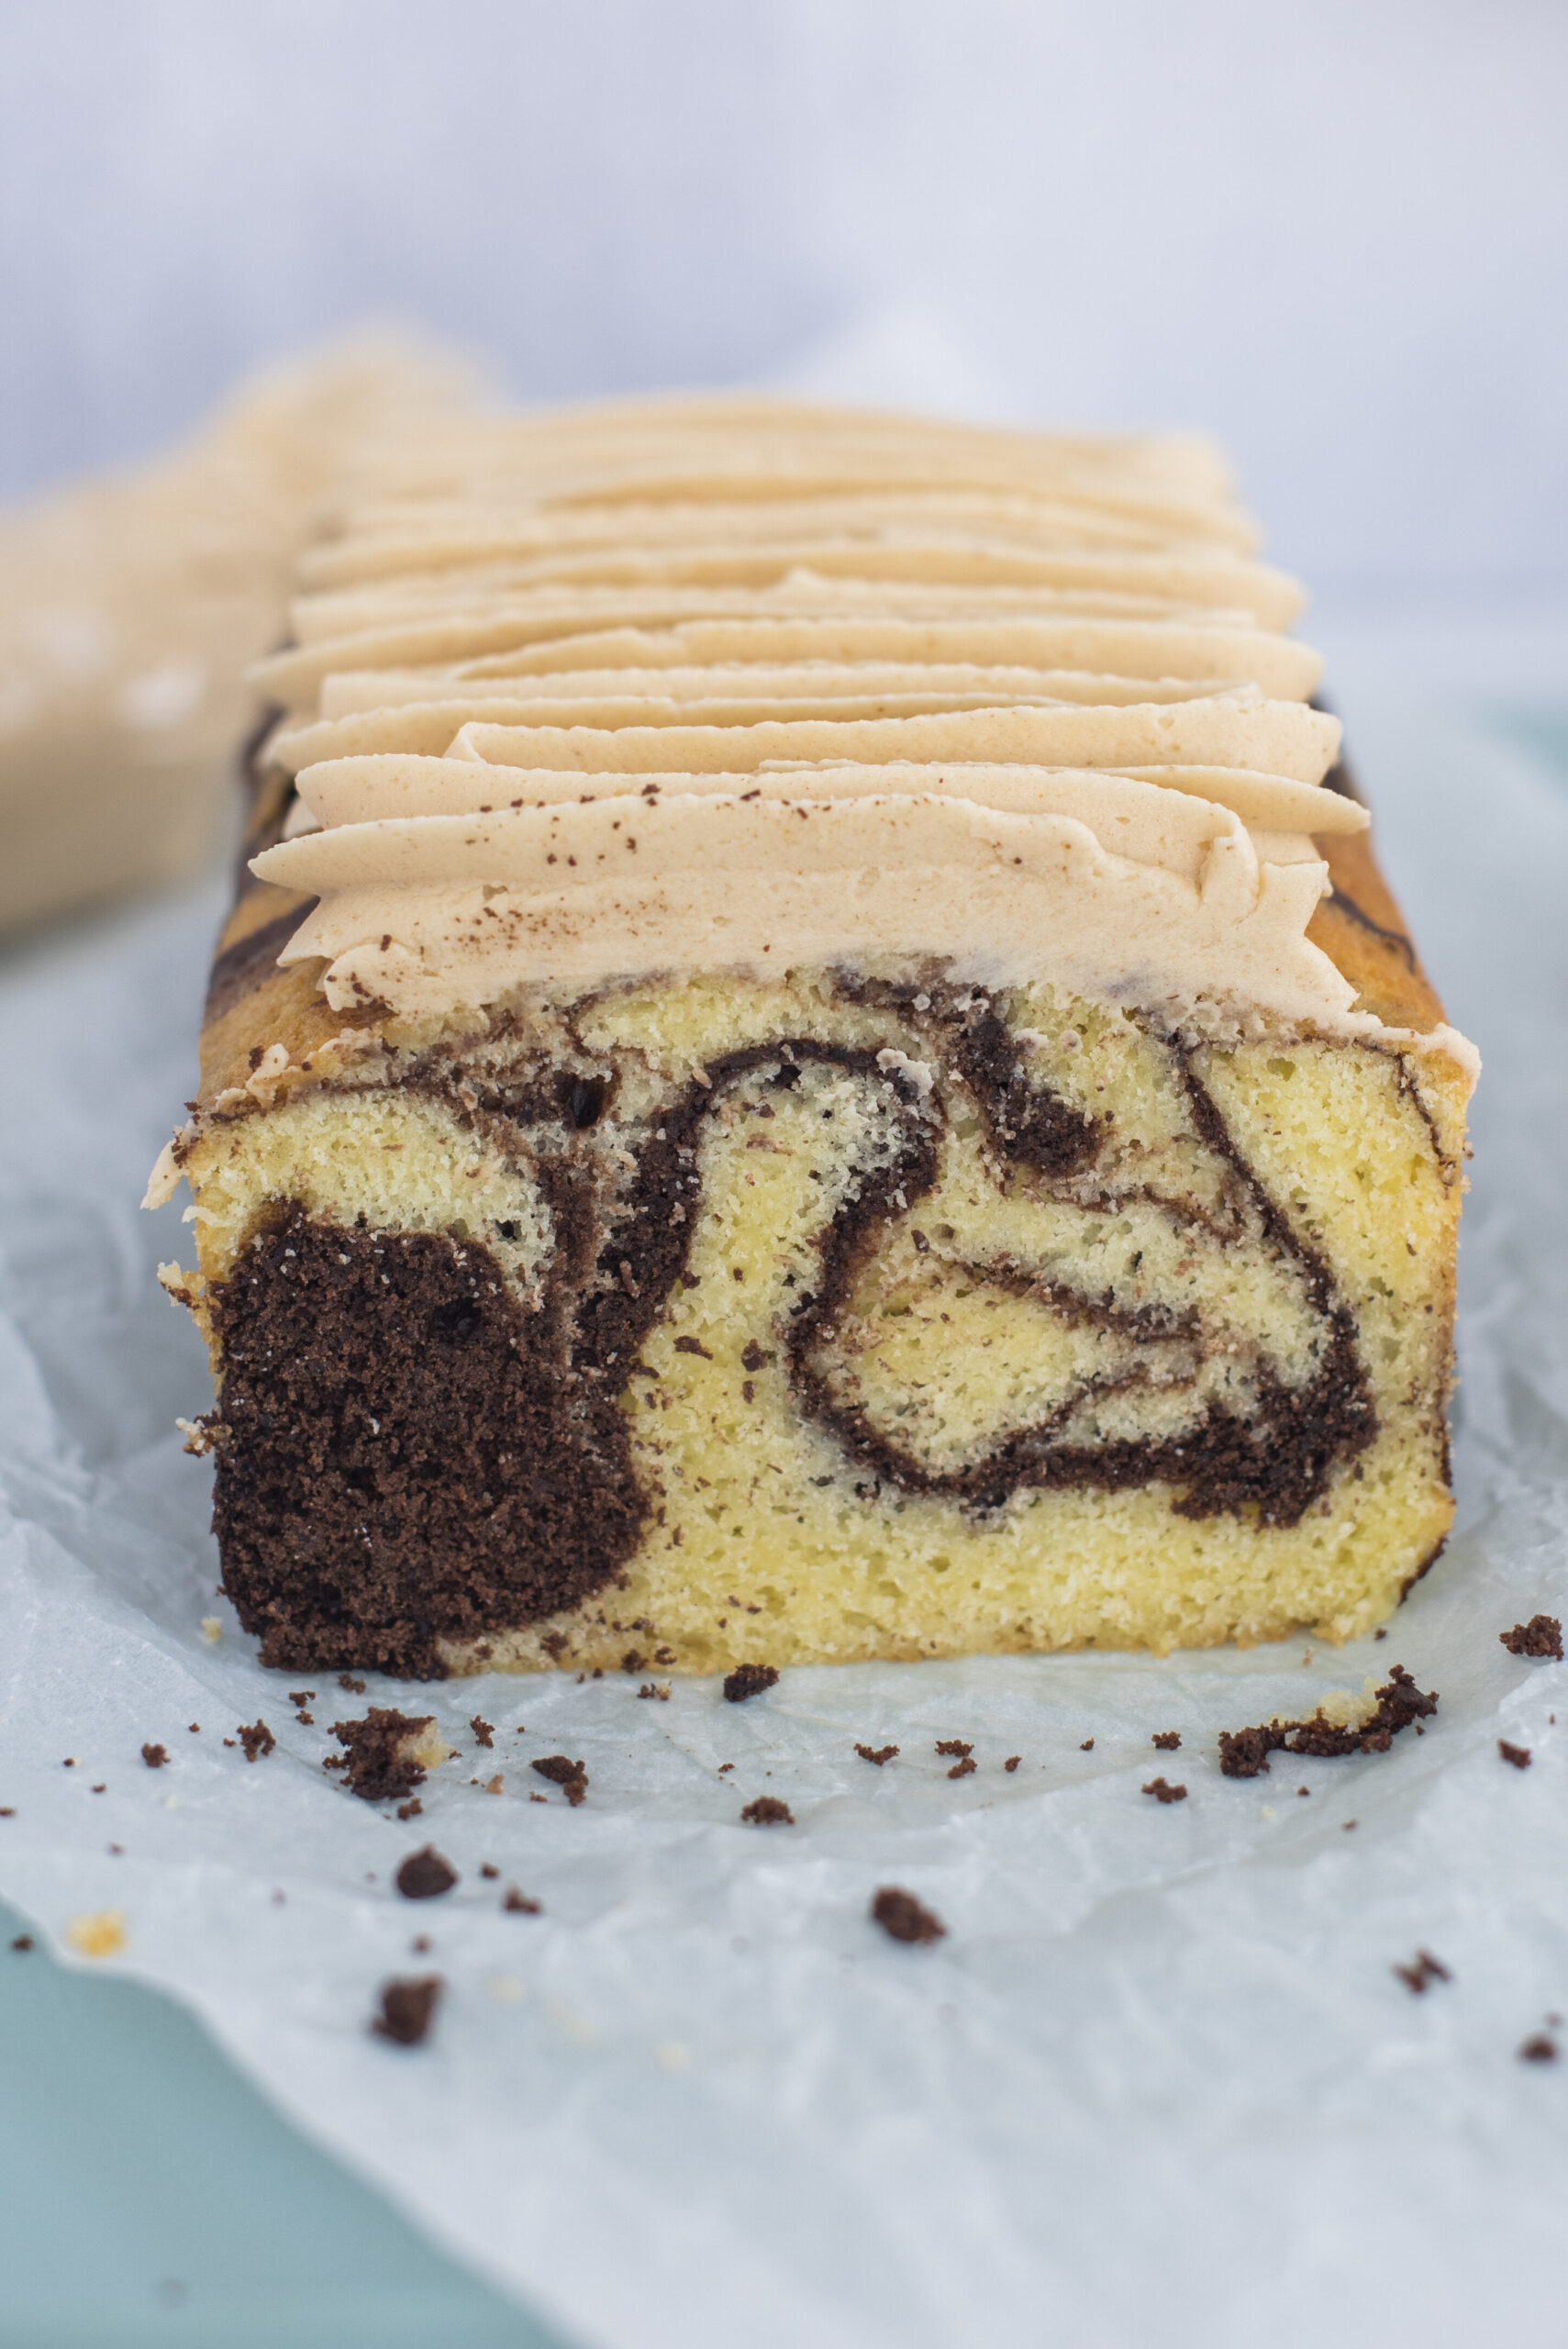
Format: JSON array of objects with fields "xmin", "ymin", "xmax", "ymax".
[{"xmin": 149, "ymin": 395, "xmax": 1476, "ymax": 1678}]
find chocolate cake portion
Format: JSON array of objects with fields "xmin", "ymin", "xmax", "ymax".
[{"xmin": 209, "ymin": 1205, "xmax": 639, "ymax": 1674}]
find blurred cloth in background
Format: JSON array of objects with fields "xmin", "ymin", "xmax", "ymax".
[
  {"xmin": 0, "ymin": 0, "xmax": 1562, "ymax": 932},
  {"xmin": 0, "ymin": 342, "xmax": 478, "ymax": 933}
]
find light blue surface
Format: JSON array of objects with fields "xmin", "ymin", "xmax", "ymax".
[{"xmin": 0, "ymin": 1898, "xmax": 576, "ymax": 2349}]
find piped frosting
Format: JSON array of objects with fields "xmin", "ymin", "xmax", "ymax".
[{"xmin": 244, "ymin": 395, "xmax": 1407, "ymax": 1041}]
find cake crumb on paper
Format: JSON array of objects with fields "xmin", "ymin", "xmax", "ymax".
[
  {"xmin": 66, "ymin": 1910, "xmax": 125, "ymax": 1958},
  {"xmin": 372, "ymin": 1975, "xmax": 442, "ymax": 2046},
  {"xmin": 530, "ymin": 1755, "xmax": 587, "ymax": 1805},
  {"xmin": 740, "ymin": 1797, "xmax": 793, "ymax": 1826},
  {"xmin": 328, "ymin": 1709, "xmax": 450, "ymax": 1802},
  {"xmin": 1218, "ymin": 1667, "xmax": 1438, "ymax": 1777},
  {"xmin": 722, "ymin": 1664, "xmax": 778, "ymax": 1703},
  {"xmin": 1142, "ymin": 1777, "xmax": 1187, "ymax": 1804},
  {"xmin": 395, "ymin": 1847, "xmax": 458, "ymax": 1901},
  {"xmin": 871, "ymin": 1887, "xmax": 946, "ymax": 1944},
  {"xmin": 1501, "ymin": 1616, "xmax": 1562, "ymax": 1660},
  {"xmin": 1394, "ymin": 1950, "xmax": 1451, "ymax": 1995}
]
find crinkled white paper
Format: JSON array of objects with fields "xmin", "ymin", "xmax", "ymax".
[{"xmin": 2, "ymin": 656, "xmax": 1566, "ymax": 2349}]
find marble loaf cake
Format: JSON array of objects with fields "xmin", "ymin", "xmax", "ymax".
[{"xmin": 147, "ymin": 395, "xmax": 1477, "ymax": 1679}]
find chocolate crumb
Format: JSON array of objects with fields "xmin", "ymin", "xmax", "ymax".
[
  {"xmin": 188, "ymin": 1724, "xmax": 199, "ymax": 1733},
  {"xmin": 372, "ymin": 1975, "xmax": 442, "ymax": 2046},
  {"xmin": 740, "ymin": 1797, "xmax": 794, "ymax": 1825},
  {"xmin": 531, "ymin": 1754, "xmax": 587, "ymax": 1805},
  {"xmin": 935, "ymin": 1739, "xmax": 973, "ymax": 1758},
  {"xmin": 395, "ymin": 1846, "xmax": 458, "ymax": 1900},
  {"xmin": 740, "ymin": 1341, "xmax": 769, "ymax": 1373},
  {"xmin": 411, "ymin": 1934, "xmax": 430, "ymax": 1954},
  {"xmin": 871, "ymin": 1887, "xmax": 946, "ymax": 1944},
  {"xmin": 1218, "ymin": 1665, "xmax": 1439, "ymax": 1777},
  {"xmin": 238, "ymin": 1720, "xmax": 275, "ymax": 1763},
  {"xmin": 140, "ymin": 1743, "xmax": 168, "ymax": 1769},
  {"xmin": 1080, "ymin": 1739, "xmax": 1095, "ymax": 1752},
  {"xmin": 947, "ymin": 1756, "xmax": 977, "ymax": 1780},
  {"xmin": 723, "ymin": 1663, "xmax": 779, "ymax": 1704},
  {"xmin": 11, "ymin": 1935, "xmax": 32, "ymax": 1952},
  {"xmin": 1519, "ymin": 2032, "xmax": 1559, "ymax": 2064},
  {"xmin": 503, "ymin": 1887, "xmax": 542, "ymax": 1914},
  {"xmin": 673, "ymin": 1334, "xmax": 712, "ymax": 1358},
  {"xmin": 1142, "ymin": 1776, "xmax": 1187, "ymax": 1803},
  {"xmin": 328, "ymin": 1708, "xmax": 436, "ymax": 1802},
  {"xmin": 855, "ymin": 1743, "xmax": 899, "ymax": 1765},
  {"xmin": 1394, "ymin": 1949, "xmax": 1451, "ymax": 1995},
  {"xmin": 717, "ymin": 1762, "xmax": 733, "ymax": 1773},
  {"xmin": 1343, "ymin": 1820, "xmax": 1358, "ymax": 1831},
  {"xmin": 1499, "ymin": 1740, "xmax": 1532, "ymax": 1769},
  {"xmin": 339, "ymin": 1674, "xmax": 367, "ymax": 1694},
  {"xmin": 222, "ymin": 1739, "xmax": 236, "ymax": 1749},
  {"xmin": 470, "ymin": 1715, "xmax": 495, "ymax": 1748},
  {"xmin": 1501, "ymin": 1616, "xmax": 1563, "ymax": 1661},
  {"xmin": 1151, "ymin": 1731, "xmax": 1182, "ymax": 1751},
  {"xmin": 1298, "ymin": 1786, "xmax": 1310, "ymax": 1797},
  {"xmin": 395, "ymin": 1798, "xmax": 423, "ymax": 1820},
  {"xmin": 288, "ymin": 1690, "xmax": 315, "ymax": 1707},
  {"xmin": 480, "ymin": 1863, "xmax": 499, "ymax": 1879},
  {"xmin": 1374, "ymin": 1628, "xmax": 1387, "ymax": 1641},
  {"xmin": 1004, "ymin": 1755, "xmax": 1020, "ymax": 1772},
  {"xmin": 0, "ymin": 1809, "xmax": 12, "ymax": 1818},
  {"xmin": 620, "ymin": 1650, "xmax": 647, "ymax": 1674},
  {"xmin": 637, "ymin": 1682, "xmax": 671, "ymax": 1700}
]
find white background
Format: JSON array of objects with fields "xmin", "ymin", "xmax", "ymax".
[{"xmin": 1, "ymin": 0, "xmax": 1564, "ymax": 596}]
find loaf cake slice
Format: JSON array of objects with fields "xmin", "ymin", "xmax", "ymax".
[{"xmin": 148, "ymin": 396, "xmax": 1475, "ymax": 1678}]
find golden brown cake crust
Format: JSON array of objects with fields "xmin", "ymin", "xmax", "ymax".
[{"xmin": 1310, "ymin": 828, "xmax": 1446, "ymax": 1034}]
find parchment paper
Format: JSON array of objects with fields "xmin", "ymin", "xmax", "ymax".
[{"xmin": 2, "ymin": 650, "xmax": 1566, "ymax": 2348}]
